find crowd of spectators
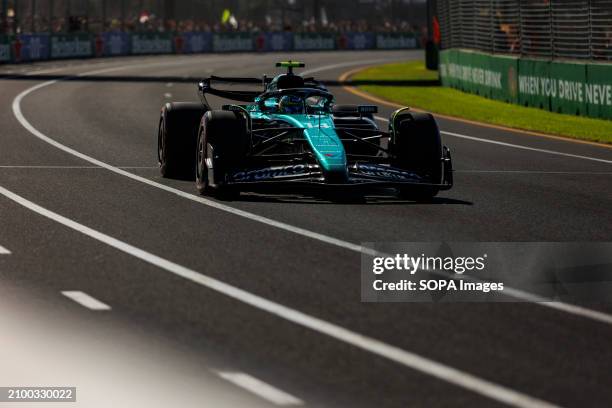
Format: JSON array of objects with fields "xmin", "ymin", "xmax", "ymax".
[
  {"xmin": 2, "ymin": 12, "xmax": 424, "ymax": 35},
  {"xmin": 439, "ymin": 0, "xmax": 612, "ymax": 61}
]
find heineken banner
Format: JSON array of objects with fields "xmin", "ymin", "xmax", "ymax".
[
  {"xmin": 549, "ymin": 61, "xmax": 587, "ymax": 116},
  {"xmin": 51, "ymin": 34, "xmax": 93, "ymax": 59},
  {"xmin": 293, "ymin": 33, "xmax": 335, "ymax": 51},
  {"xmin": 179, "ymin": 32, "xmax": 213, "ymax": 54},
  {"xmin": 97, "ymin": 32, "xmax": 130, "ymax": 57},
  {"xmin": 254, "ymin": 32, "xmax": 292, "ymax": 52},
  {"xmin": 0, "ymin": 35, "xmax": 10, "ymax": 62},
  {"xmin": 376, "ymin": 33, "xmax": 418, "ymax": 49},
  {"xmin": 439, "ymin": 49, "xmax": 512, "ymax": 99},
  {"xmin": 131, "ymin": 33, "xmax": 173, "ymax": 54},
  {"xmin": 212, "ymin": 33, "xmax": 253, "ymax": 52},
  {"xmin": 12, "ymin": 34, "xmax": 50, "ymax": 62},
  {"xmin": 517, "ymin": 58, "xmax": 551, "ymax": 110},
  {"xmin": 1, "ymin": 31, "xmax": 424, "ymax": 64},
  {"xmin": 440, "ymin": 49, "xmax": 612, "ymax": 120},
  {"xmin": 337, "ymin": 33, "xmax": 376, "ymax": 50},
  {"xmin": 488, "ymin": 53, "xmax": 519, "ymax": 104},
  {"xmin": 586, "ymin": 63, "xmax": 612, "ymax": 120}
]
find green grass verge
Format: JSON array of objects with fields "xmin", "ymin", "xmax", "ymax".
[{"xmin": 353, "ymin": 61, "xmax": 612, "ymax": 144}]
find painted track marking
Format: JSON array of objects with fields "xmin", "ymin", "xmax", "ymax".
[
  {"xmin": 61, "ymin": 291, "xmax": 111, "ymax": 311},
  {"xmin": 0, "ymin": 165, "xmax": 160, "ymax": 169},
  {"xmin": 0, "ymin": 245, "xmax": 11, "ymax": 255},
  {"xmin": 373, "ymin": 116, "xmax": 612, "ymax": 165},
  {"xmin": 455, "ymin": 170, "xmax": 612, "ymax": 175},
  {"xmin": 0, "ymin": 184, "xmax": 557, "ymax": 408},
  {"xmin": 217, "ymin": 372, "xmax": 304, "ymax": 406},
  {"xmin": 340, "ymin": 69, "xmax": 612, "ymax": 150},
  {"xmin": 301, "ymin": 58, "xmax": 407, "ymax": 76}
]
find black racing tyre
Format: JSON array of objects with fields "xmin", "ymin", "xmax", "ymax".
[
  {"xmin": 196, "ymin": 110, "xmax": 248, "ymax": 198},
  {"xmin": 158, "ymin": 102, "xmax": 209, "ymax": 179},
  {"xmin": 389, "ymin": 110, "xmax": 442, "ymax": 200}
]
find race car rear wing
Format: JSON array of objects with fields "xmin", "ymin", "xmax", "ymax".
[
  {"xmin": 198, "ymin": 77, "xmax": 265, "ymax": 104},
  {"xmin": 198, "ymin": 75, "xmax": 327, "ymax": 105}
]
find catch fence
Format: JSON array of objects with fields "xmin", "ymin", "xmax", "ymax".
[{"xmin": 437, "ymin": 0, "xmax": 612, "ymax": 61}]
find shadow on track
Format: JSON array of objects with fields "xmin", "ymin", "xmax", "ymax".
[{"xmin": 226, "ymin": 193, "xmax": 472, "ymax": 206}]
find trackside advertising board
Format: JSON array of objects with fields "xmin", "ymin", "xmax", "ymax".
[
  {"xmin": 440, "ymin": 49, "xmax": 612, "ymax": 120},
  {"xmin": 131, "ymin": 33, "xmax": 173, "ymax": 54},
  {"xmin": 254, "ymin": 32, "xmax": 292, "ymax": 52},
  {"xmin": 586, "ymin": 63, "xmax": 612, "ymax": 120},
  {"xmin": 97, "ymin": 32, "xmax": 130, "ymax": 56},
  {"xmin": 376, "ymin": 33, "xmax": 418, "ymax": 49},
  {"xmin": 0, "ymin": 35, "xmax": 10, "ymax": 62},
  {"xmin": 212, "ymin": 33, "xmax": 253, "ymax": 52},
  {"xmin": 1, "ymin": 31, "xmax": 422, "ymax": 65},
  {"xmin": 179, "ymin": 32, "xmax": 213, "ymax": 53},
  {"xmin": 439, "ymin": 49, "xmax": 518, "ymax": 103},
  {"xmin": 337, "ymin": 33, "xmax": 376, "ymax": 50},
  {"xmin": 51, "ymin": 34, "xmax": 93, "ymax": 59},
  {"xmin": 12, "ymin": 34, "xmax": 50, "ymax": 62},
  {"xmin": 293, "ymin": 33, "xmax": 336, "ymax": 51}
]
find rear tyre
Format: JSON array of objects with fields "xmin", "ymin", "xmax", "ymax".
[
  {"xmin": 389, "ymin": 110, "xmax": 442, "ymax": 201},
  {"xmin": 158, "ymin": 102, "xmax": 209, "ymax": 179},
  {"xmin": 195, "ymin": 110, "xmax": 248, "ymax": 199}
]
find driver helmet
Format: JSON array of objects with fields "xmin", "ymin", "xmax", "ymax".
[{"xmin": 278, "ymin": 95, "xmax": 304, "ymax": 114}]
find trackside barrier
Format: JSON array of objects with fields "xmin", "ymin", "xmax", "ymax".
[
  {"xmin": 585, "ymin": 63, "xmax": 612, "ymax": 120},
  {"xmin": 11, "ymin": 34, "xmax": 50, "ymax": 62},
  {"xmin": 376, "ymin": 33, "xmax": 418, "ymax": 50},
  {"xmin": 0, "ymin": 35, "xmax": 10, "ymax": 62},
  {"xmin": 97, "ymin": 32, "xmax": 130, "ymax": 57},
  {"xmin": 51, "ymin": 34, "xmax": 93, "ymax": 59},
  {"xmin": 439, "ymin": 49, "xmax": 519, "ymax": 104},
  {"xmin": 254, "ymin": 32, "xmax": 293, "ymax": 52},
  {"xmin": 1, "ymin": 31, "xmax": 420, "ymax": 65},
  {"xmin": 131, "ymin": 32, "xmax": 173, "ymax": 54},
  {"xmin": 177, "ymin": 32, "xmax": 213, "ymax": 54},
  {"xmin": 293, "ymin": 33, "xmax": 336, "ymax": 51},
  {"xmin": 337, "ymin": 32, "xmax": 376, "ymax": 50},
  {"xmin": 212, "ymin": 32, "xmax": 254, "ymax": 52},
  {"xmin": 439, "ymin": 49, "xmax": 612, "ymax": 120}
]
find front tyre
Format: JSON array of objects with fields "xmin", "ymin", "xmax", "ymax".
[
  {"xmin": 195, "ymin": 110, "xmax": 248, "ymax": 199},
  {"xmin": 389, "ymin": 110, "xmax": 443, "ymax": 201},
  {"xmin": 158, "ymin": 102, "xmax": 208, "ymax": 179},
  {"xmin": 196, "ymin": 127, "xmax": 215, "ymax": 195}
]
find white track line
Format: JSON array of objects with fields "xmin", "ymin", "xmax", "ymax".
[
  {"xmin": 0, "ymin": 245, "xmax": 11, "ymax": 255},
  {"xmin": 0, "ymin": 184, "xmax": 556, "ymax": 408},
  {"xmin": 301, "ymin": 58, "xmax": 406, "ymax": 76},
  {"xmin": 0, "ymin": 165, "xmax": 158, "ymax": 169},
  {"xmin": 455, "ymin": 170, "xmax": 612, "ymax": 175},
  {"xmin": 0, "ymin": 165, "xmax": 101, "ymax": 169},
  {"xmin": 217, "ymin": 372, "xmax": 303, "ymax": 406},
  {"xmin": 373, "ymin": 116, "xmax": 612, "ymax": 165},
  {"xmin": 10, "ymin": 64, "xmax": 612, "ymax": 328},
  {"xmin": 61, "ymin": 291, "xmax": 111, "ymax": 311},
  {"xmin": 442, "ymin": 130, "xmax": 612, "ymax": 165}
]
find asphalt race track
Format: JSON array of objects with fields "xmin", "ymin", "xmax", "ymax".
[{"xmin": 1, "ymin": 50, "xmax": 611, "ymax": 408}]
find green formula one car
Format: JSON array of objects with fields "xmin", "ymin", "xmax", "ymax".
[{"xmin": 158, "ymin": 61, "xmax": 453, "ymax": 200}]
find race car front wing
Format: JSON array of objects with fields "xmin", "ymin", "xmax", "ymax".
[{"xmin": 225, "ymin": 147, "xmax": 453, "ymax": 192}]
